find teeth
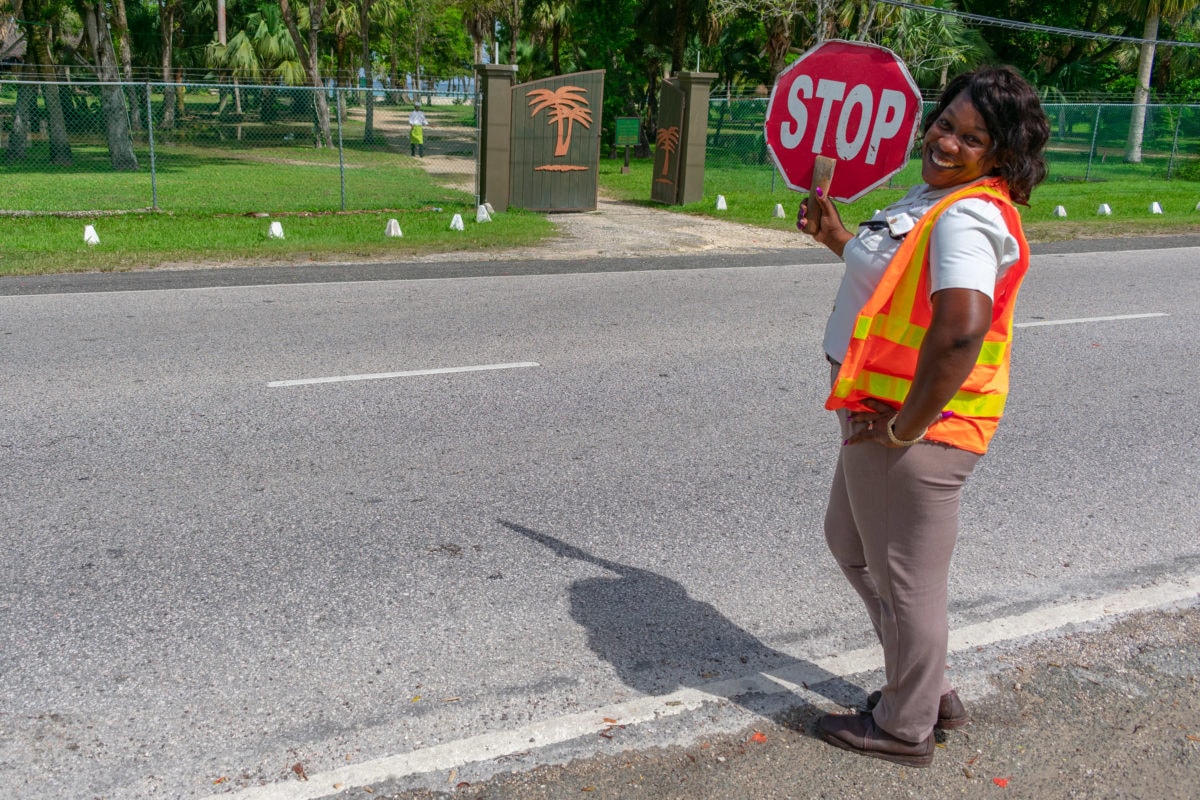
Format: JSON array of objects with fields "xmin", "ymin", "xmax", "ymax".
[{"xmin": 930, "ymin": 153, "xmax": 956, "ymax": 168}]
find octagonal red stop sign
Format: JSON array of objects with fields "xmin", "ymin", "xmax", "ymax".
[{"xmin": 765, "ymin": 40, "xmax": 921, "ymax": 202}]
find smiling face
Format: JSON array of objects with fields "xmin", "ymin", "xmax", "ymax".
[{"xmin": 921, "ymin": 91, "xmax": 997, "ymax": 190}]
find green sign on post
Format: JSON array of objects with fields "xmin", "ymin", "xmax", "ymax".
[
  {"xmin": 614, "ymin": 117, "xmax": 640, "ymax": 147},
  {"xmin": 615, "ymin": 116, "xmax": 640, "ymax": 173}
]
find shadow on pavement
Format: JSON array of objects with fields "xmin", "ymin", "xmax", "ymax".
[{"xmin": 498, "ymin": 519, "xmax": 864, "ymax": 735}]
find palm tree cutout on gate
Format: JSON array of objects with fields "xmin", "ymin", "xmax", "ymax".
[
  {"xmin": 527, "ymin": 85, "xmax": 592, "ymax": 171},
  {"xmin": 655, "ymin": 126, "xmax": 680, "ymax": 184}
]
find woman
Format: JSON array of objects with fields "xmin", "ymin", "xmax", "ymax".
[
  {"xmin": 409, "ymin": 103, "xmax": 428, "ymax": 157},
  {"xmin": 798, "ymin": 66, "xmax": 1049, "ymax": 767}
]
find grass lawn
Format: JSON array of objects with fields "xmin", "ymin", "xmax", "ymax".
[
  {"xmin": 0, "ymin": 209, "xmax": 556, "ymax": 276},
  {"xmin": 4, "ymin": 147, "xmax": 1200, "ymax": 276},
  {"xmin": 599, "ymin": 157, "xmax": 1200, "ymax": 244}
]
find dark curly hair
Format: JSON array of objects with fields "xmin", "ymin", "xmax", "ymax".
[{"xmin": 922, "ymin": 66, "xmax": 1049, "ymax": 205}]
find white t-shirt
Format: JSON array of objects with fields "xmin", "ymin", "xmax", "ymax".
[{"xmin": 822, "ymin": 181, "xmax": 1020, "ymax": 363}]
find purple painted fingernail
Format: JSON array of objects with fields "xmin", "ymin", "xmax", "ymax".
[{"xmin": 815, "ymin": 187, "xmax": 823, "ymax": 198}]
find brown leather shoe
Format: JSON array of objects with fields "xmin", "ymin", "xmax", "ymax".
[
  {"xmin": 818, "ymin": 711, "xmax": 933, "ymax": 767},
  {"xmin": 864, "ymin": 688, "xmax": 971, "ymax": 730}
]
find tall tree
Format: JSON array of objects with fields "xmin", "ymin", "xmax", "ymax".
[
  {"xmin": 279, "ymin": 0, "xmax": 335, "ymax": 148},
  {"xmin": 525, "ymin": 0, "xmax": 571, "ymax": 75},
  {"xmin": 3, "ymin": 0, "xmax": 37, "ymax": 163},
  {"xmin": 462, "ymin": 0, "xmax": 495, "ymax": 65},
  {"xmin": 360, "ymin": 0, "xmax": 377, "ymax": 141},
  {"xmin": 158, "ymin": 0, "xmax": 183, "ymax": 129},
  {"xmin": 77, "ymin": 0, "xmax": 140, "ymax": 170},
  {"xmin": 1122, "ymin": 0, "xmax": 1199, "ymax": 162},
  {"xmin": 110, "ymin": 0, "xmax": 142, "ymax": 129},
  {"xmin": 327, "ymin": 0, "xmax": 359, "ymax": 121},
  {"xmin": 357, "ymin": 0, "xmax": 400, "ymax": 140},
  {"xmin": 711, "ymin": 0, "xmax": 804, "ymax": 84},
  {"xmin": 15, "ymin": 0, "xmax": 72, "ymax": 165}
]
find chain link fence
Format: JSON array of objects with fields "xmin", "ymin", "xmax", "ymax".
[
  {"xmin": 706, "ymin": 97, "xmax": 1200, "ymax": 187},
  {"xmin": 0, "ymin": 80, "xmax": 481, "ymax": 214},
  {"xmin": 8, "ymin": 82, "xmax": 1200, "ymax": 215}
]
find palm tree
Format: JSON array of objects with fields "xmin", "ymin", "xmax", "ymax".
[
  {"xmin": 710, "ymin": 0, "xmax": 805, "ymax": 84},
  {"xmin": 527, "ymin": 85, "xmax": 592, "ymax": 155},
  {"xmin": 77, "ymin": 0, "xmax": 139, "ymax": 170},
  {"xmin": 1122, "ymin": 0, "xmax": 1199, "ymax": 162},
  {"xmin": 526, "ymin": 0, "xmax": 571, "ymax": 74},
  {"xmin": 110, "ymin": 0, "xmax": 142, "ymax": 130},
  {"xmin": 279, "ymin": 0, "xmax": 335, "ymax": 148},
  {"xmin": 16, "ymin": 0, "xmax": 71, "ymax": 165},
  {"xmin": 463, "ymin": 0, "xmax": 498, "ymax": 64},
  {"xmin": 206, "ymin": 2, "xmax": 306, "ymax": 119}
]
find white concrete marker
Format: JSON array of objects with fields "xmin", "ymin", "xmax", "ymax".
[
  {"xmin": 83, "ymin": 225, "xmax": 100, "ymax": 246},
  {"xmin": 1097, "ymin": 203, "xmax": 1112, "ymax": 216},
  {"xmin": 716, "ymin": 195, "xmax": 727, "ymax": 211},
  {"xmin": 1194, "ymin": 200, "xmax": 1200, "ymax": 212},
  {"xmin": 384, "ymin": 218, "xmax": 402, "ymax": 238},
  {"xmin": 773, "ymin": 203, "xmax": 785, "ymax": 218},
  {"xmin": 1052, "ymin": 205, "xmax": 1067, "ymax": 218},
  {"xmin": 1150, "ymin": 201, "xmax": 1164, "ymax": 214},
  {"xmin": 267, "ymin": 221, "xmax": 284, "ymax": 239},
  {"xmin": 450, "ymin": 213, "xmax": 465, "ymax": 231},
  {"xmin": 484, "ymin": 202, "xmax": 495, "ymax": 215},
  {"xmin": 476, "ymin": 204, "xmax": 492, "ymax": 223}
]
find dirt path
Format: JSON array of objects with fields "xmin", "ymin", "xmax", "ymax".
[{"xmin": 414, "ymin": 199, "xmax": 820, "ymax": 263}]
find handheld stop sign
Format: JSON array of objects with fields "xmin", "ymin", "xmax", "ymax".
[{"xmin": 764, "ymin": 40, "xmax": 921, "ymax": 230}]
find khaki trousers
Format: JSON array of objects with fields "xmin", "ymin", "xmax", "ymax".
[{"xmin": 825, "ymin": 397, "xmax": 980, "ymax": 742}]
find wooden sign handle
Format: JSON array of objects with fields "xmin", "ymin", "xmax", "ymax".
[{"xmin": 802, "ymin": 156, "xmax": 837, "ymax": 235}]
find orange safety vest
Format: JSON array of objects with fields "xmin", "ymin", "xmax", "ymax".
[{"xmin": 825, "ymin": 177, "xmax": 1030, "ymax": 455}]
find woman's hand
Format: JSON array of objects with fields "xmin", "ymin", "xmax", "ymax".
[
  {"xmin": 797, "ymin": 188, "xmax": 853, "ymax": 257},
  {"xmin": 844, "ymin": 398, "xmax": 902, "ymax": 448}
]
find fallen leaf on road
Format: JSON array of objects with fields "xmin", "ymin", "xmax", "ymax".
[
  {"xmin": 581, "ymin": 786, "xmax": 596, "ymax": 792},
  {"xmin": 603, "ymin": 717, "xmax": 618, "ymax": 724},
  {"xmin": 212, "ymin": 777, "xmax": 228, "ymax": 785},
  {"xmin": 1186, "ymin": 734, "xmax": 1200, "ymax": 742},
  {"xmin": 993, "ymin": 777, "xmax": 1010, "ymax": 788},
  {"xmin": 291, "ymin": 763, "xmax": 308, "ymax": 781},
  {"xmin": 749, "ymin": 731, "xmax": 767, "ymax": 744}
]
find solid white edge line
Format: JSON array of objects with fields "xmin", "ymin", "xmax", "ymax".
[
  {"xmin": 1015, "ymin": 312, "xmax": 1167, "ymax": 328},
  {"xmin": 267, "ymin": 362, "xmax": 540, "ymax": 388},
  {"xmin": 203, "ymin": 574, "xmax": 1200, "ymax": 800}
]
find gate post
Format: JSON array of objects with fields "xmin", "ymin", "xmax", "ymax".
[
  {"xmin": 674, "ymin": 71, "xmax": 718, "ymax": 205},
  {"xmin": 476, "ymin": 63, "xmax": 519, "ymax": 213}
]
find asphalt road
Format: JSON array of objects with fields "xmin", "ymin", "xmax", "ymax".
[{"xmin": 1, "ymin": 241, "xmax": 1197, "ymax": 799}]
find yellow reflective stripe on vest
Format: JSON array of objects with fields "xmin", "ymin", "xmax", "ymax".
[
  {"xmin": 882, "ymin": 227, "xmax": 933, "ymax": 343},
  {"xmin": 858, "ymin": 317, "xmax": 1009, "ymax": 365},
  {"xmin": 843, "ymin": 369, "xmax": 1009, "ymax": 417},
  {"xmin": 977, "ymin": 339, "xmax": 1007, "ymax": 366},
  {"xmin": 869, "ymin": 314, "xmax": 926, "ymax": 350}
]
